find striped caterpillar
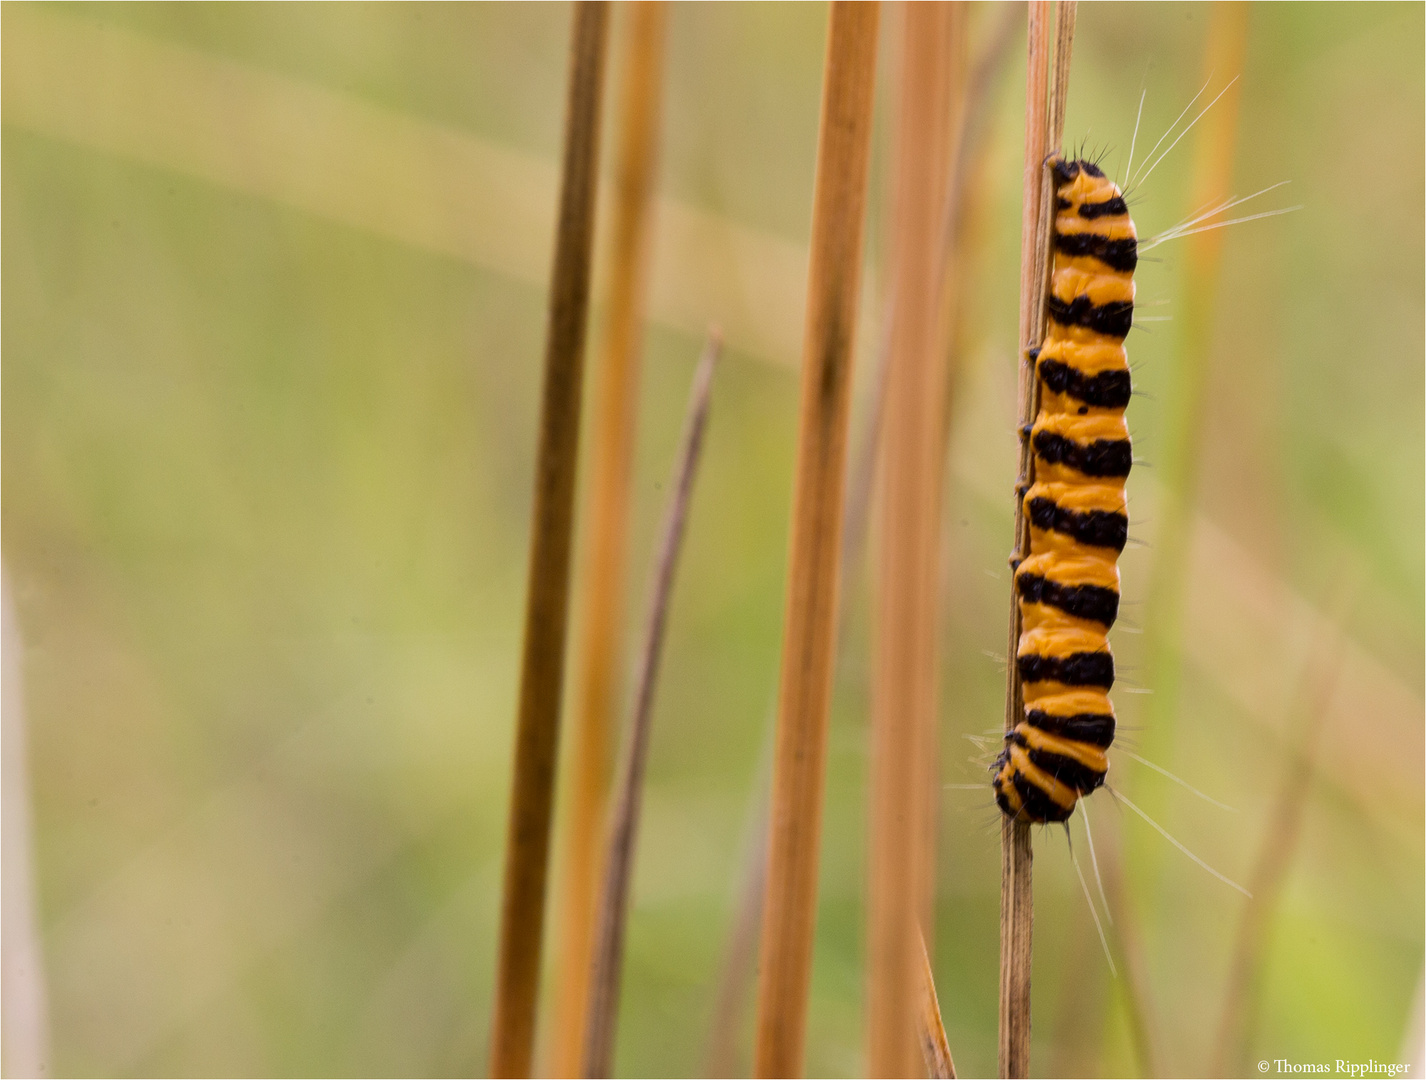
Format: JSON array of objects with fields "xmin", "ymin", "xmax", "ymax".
[{"xmin": 993, "ymin": 157, "xmax": 1135, "ymax": 824}]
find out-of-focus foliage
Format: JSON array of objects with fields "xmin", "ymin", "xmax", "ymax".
[{"xmin": 2, "ymin": 3, "xmax": 1420, "ymax": 1077}]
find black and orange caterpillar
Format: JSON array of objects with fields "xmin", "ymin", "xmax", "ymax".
[{"xmin": 993, "ymin": 157, "xmax": 1135, "ymax": 824}]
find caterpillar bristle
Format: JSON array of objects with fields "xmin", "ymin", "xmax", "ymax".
[
  {"xmin": 1115, "ymin": 748, "xmax": 1238, "ymax": 813},
  {"xmin": 1134, "ymin": 76, "xmax": 1241, "ymax": 189},
  {"xmin": 1123, "ymin": 73, "xmax": 1215, "ymax": 194},
  {"xmin": 1067, "ymin": 822, "xmax": 1118, "ymax": 977},
  {"xmin": 1107, "ymin": 786, "xmax": 1251, "ymax": 897},
  {"xmin": 1118, "ymin": 88, "xmax": 1148, "ymax": 190},
  {"xmin": 1078, "ymin": 801, "xmax": 1113, "ymax": 925}
]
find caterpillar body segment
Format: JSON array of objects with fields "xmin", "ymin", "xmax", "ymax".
[
  {"xmin": 994, "ymin": 158, "xmax": 1136, "ymax": 825},
  {"xmin": 1024, "ymin": 480, "xmax": 1128, "ymax": 555}
]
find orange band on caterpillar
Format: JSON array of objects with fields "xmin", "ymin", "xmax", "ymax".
[{"xmin": 994, "ymin": 157, "xmax": 1135, "ymax": 824}]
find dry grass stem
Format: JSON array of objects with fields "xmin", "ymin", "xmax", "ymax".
[
  {"xmin": 917, "ymin": 928, "xmax": 958, "ymax": 1079},
  {"xmin": 868, "ymin": 4, "xmax": 961, "ymax": 1074},
  {"xmin": 1048, "ymin": 4, "xmax": 1076, "ymax": 153},
  {"xmin": 1000, "ymin": 4, "xmax": 1074, "ymax": 1077},
  {"xmin": 489, "ymin": 5, "xmax": 610, "ymax": 1074},
  {"xmin": 549, "ymin": 5, "xmax": 667, "ymax": 1073},
  {"xmin": 839, "ymin": 290, "xmax": 897, "ymax": 591},
  {"xmin": 752, "ymin": 4, "xmax": 880, "ymax": 1075},
  {"xmin": 580, "ymin": 333, "xmax": 721, "ymax": 1079},
  {"xmin": 998, "ymin": 3, "xmax": 1049, "ymax": 1075},
  {"xmin": 702, "ymin": 222, "xmax": 898, "ymax": 1080}
]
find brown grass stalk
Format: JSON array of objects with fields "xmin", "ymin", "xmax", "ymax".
[
  {"xmin": 1211, "ymin": 576, "xmax": 1356, "ymax": 1077},
  {"xmin": 701, "ymin": 269, "xmax": 893, "ymax": 1080},
  {"xmin": 580, "ymin": 334, "xmax": 721, "ymax": 1079},
  {"xmin": 705, "ymin": 14, "xmax": 1010, "ymax": 1072},
  {"xmin": 917, "ymin": 0, "xmax": 969, "ymax": 981},
  {"xmin": 917, "ymin": 927, "xmax": 957, "ymax": 1080},
  {"xmin": 1000, "ymin": 4, "xmax": 1073, "ymax": 1077},
  {"xmin": 998, "ymin": 3, "xmax": 1050, "ymax": 1076},
  {"xmin": 751, "ymin": 4, "xmax": 881, "ymax": 1075},
  {"xmin": 489, "ymin": 5, "xmax": 610, "ymax": 1075},
  {"xmin": 549, "ymin": 5, "xmax": 667, "ymax": 1074},
  {"xmin": 868, "ymin": 4, "xmax": 960, "ymax": 1074}
]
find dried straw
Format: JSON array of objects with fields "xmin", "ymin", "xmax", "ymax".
[
  {"xmin": 581, "ymin": 334, "xmax": 721, "ymax": 1079},
  {"xmin": 706, "ymin": 11, "xmax": 1014, "ymax": 1073},
  {"xmin": 868, "ymin": 4, "xmax": 961, "ymax": 1074},
  {"xmin": 1000, "ymin": 3, "xmax": 1074, "ymax": 1077},
  {"xmin": 702, "ymin": 261, "xmax": 891, "ymax": 1080},
  {"xmin": 917, "ymin": 927, "xmax": 958, "ymax": 1079},
  {"xmin": 489, "ymin": 5, "xmax": 610, "ymax": 1075},
  {"xmin": 752, "ymin": 4, "xmax": 881, "ymax": 1075},
  {"xmin": 549, "ymin": 5, "xmax": 667, "ymax": 1073}
]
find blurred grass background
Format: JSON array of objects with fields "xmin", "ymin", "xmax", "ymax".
[{"xmin": 1, "ymin": 2, "xmax": 1421, "ymax": 1076}]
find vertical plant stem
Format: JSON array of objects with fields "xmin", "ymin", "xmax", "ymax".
[
  {"xmin": 707, "ymin": 16, "xmax": 1008, "ymax": 1072},
  {"xmin": 917, "ymin": 927, "xmax": 957, "ymax": 1080},
  {"xmin": 1000, "ymin": 4, "xmax": 1073, "ymax": 1077},
  {"xmin": 489, "ymin": 6, "xmax": 610, "ymax": 1075},
  {"xmin": 996, "ymin": 818, "xmax": 1035, "ymax": 1080},
  {"xmin": 999, "ymin": 5, "xmax": 1050, "ymax": 1077},
  {"xmin": 752, "ymin": 5, "xmax": 881, "ymax": 1076},
  {"xmin": 581, "ymin": 335, "xmax": 721, "ymax": 1079},
  {"xmin": 549, "ymin": 5, "xmax": 667, "ymax": 1074},
  {"xmin": 1140, "ymin": 2, "xmax": 1249, "ymax": 770},
  {"xmin": 918, "ymin": 0, "xmax": 968, "ymax": 988},
  {"xmin": 702, "ymin": 263, "xmax": 895, "ymax": 1080},
  {"xmin": 868, "ymin": 4, "xmax": 959, "ymax": 1075}
]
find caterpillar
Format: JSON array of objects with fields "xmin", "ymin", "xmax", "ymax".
[{"xmin": 993, "ymin": 156, "xmax": 1135, "ymax": 824}]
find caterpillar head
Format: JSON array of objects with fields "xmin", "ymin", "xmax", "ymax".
[{"xmin": 1050, "ymin": 156, "xmax": 1107, "ymax": 187}]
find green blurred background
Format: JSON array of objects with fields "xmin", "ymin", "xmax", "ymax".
[{"xmin": 2, "ymin": 2, "xmax": 1421, "ymax": 1076}]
